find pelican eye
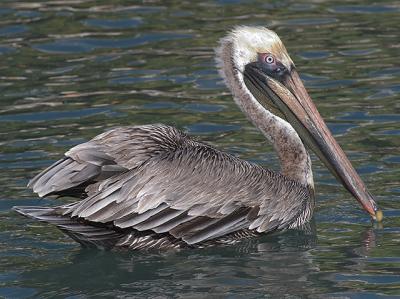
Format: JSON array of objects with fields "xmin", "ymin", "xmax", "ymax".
[
  {"xmin": 256, "ymin": 53, "xmax": 289, "ymax": 83},
  {"xmin": 265, "ymin": 55, "xmax": 274, "ymax": 64}
]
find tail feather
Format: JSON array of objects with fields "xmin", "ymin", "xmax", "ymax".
[
  {"xmin": 12, "ymin": 206, "xmax": 65, "ymax": 222},
  {"xmin": 13, "ymin": 206, "xmax": 124, "ymax": 249}
]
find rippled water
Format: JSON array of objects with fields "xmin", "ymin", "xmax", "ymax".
[{"xmin": 0, "ymin": 0, "xmax": 399, "ymax": 298}]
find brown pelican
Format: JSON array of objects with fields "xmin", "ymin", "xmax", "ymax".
[{"xmin": 14, "ymin": 26, "xmax": 382, "ymax": 250}]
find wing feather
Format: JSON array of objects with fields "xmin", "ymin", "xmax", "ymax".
[
  {"xmin": 182, "ymin": 208, "xmax": 251, "ymax": 244},
  {"xmin": 114, "ymin": 203, "xmax": 168, "ymax": 228},
  {"xmin": 152, "ymin": 213, "xmax": 196, "ymax": 234},
  {"xmin": 133, "ymin": 209, "xmax": 186, "ymax": 231}
]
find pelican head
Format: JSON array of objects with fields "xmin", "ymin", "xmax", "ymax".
[{"xmin": 217, "ymin": 26, "xmax": 379, "ymax": 219}]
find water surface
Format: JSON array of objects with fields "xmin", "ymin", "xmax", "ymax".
[{"xmin": 0, "ymin": 0, "xmax": 399, "ymax": 298}]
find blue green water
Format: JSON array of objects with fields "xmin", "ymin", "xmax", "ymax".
[{"xmin": 0, "ymin": 0, "xmax": 399, "ymax": 298}]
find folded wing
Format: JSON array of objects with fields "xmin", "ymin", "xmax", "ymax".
[{"xmin": 20, "ymin": 124, "xmax": 312, "ymax": 248}]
